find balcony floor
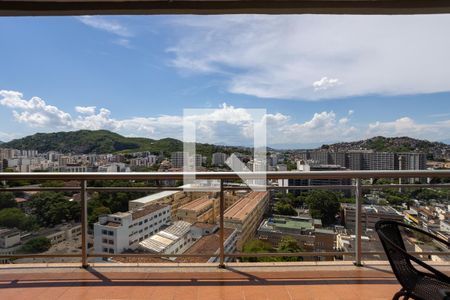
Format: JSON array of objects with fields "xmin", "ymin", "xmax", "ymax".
[{"xmin": 0, "ymin": 261, "xmax": 444, "ymax": 300}]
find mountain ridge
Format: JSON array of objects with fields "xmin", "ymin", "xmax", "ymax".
[
  {"xmin": 2, "ymin": 131, "xmax": 449, "ymax": 156},
  {"xmin": 320, "ymin": 136, "xmax": 449, "ymax": 154},
  {"xmin": 1, "ymin": 130, "xmax": 251, "ymax": 157}
]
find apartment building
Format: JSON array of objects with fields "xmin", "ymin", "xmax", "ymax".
[
  {"xmin": 223, "ymin": 191, "xmax": 269, "ymax": 251},
  {"xmin": 42, "ymin": 224, "xmax": 82, "ymax": 245},
  {"xmin": 296, "ymin": 150, "xmax": 426, "ymax": 171},
  {"xmin": 257, "ymin": 216, "xmax": 335, "ymax": 259},
  {"xmin": 97, "ymin": 163, "xmax": 130, "ymax": 172},
  {"xmin": 94, "ymin": 204, "xmax": 171, "ymax": 254},
  {"xmin": 176, "ymin": 195, "xmax": 218, "ymax": 224},
  {"xmin": 341, "ymin": 203, "xmax": 403, "ymax": 230},
  {"xmin": 289, "ymin": 161, "xmax": 351, "ymax": 196},
  {"xmin": 57, "ymin": 164, "xmax": 88, "ymax": 172},
  {"xmin": 212, "ymin": 152, "xmax": 228, "ymax": 166},
  {"xmin": 171, "ymin": 151, "xmax": 202, "ymax": 168},
  {"xmin": 129, "ymin": 155, "xmax": 157, "ymax": 168}
]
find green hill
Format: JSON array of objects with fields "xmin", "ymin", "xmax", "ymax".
[
  {"xmin": 322, "ymin": 136, "xmax": 449, "ymax": 154},
  {"xmin": 1, "ymin": 130, "xmax": 250, "ymax": 157}
]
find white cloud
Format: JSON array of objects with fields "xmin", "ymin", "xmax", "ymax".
[
  {"xmin": 367, "ymin": 117, "xmax": 450, "ymax": 140},
  {"xmin": 1, "ymin": 89, "xmax": 449, "ymax": 146},
  {"xmin": 168, "ymin": 15, "xmax": 450, "ymax": 100},
  {"xmin": 313, "ymin": 77, "xmax": 341, "ymax": 91},
  {"xmin": 75, "ymin": 106, "xmax": 96, "ymax": 115},
  {"xmin": 0, "ymin": 90, "xmax": 72, "ymax": 128},
  {"xmin": 77, "ymin": 16, "xmax": 132, "ymax": 37}
]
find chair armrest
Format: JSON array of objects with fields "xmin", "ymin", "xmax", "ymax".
[{"xmin": 396, "ymin": 221, "xmax": 450, "ymax": 248}]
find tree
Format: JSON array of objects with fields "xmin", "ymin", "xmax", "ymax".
[
  {"xmin": 29, "ymin": 192, "xmax": 80, "ymax": 226},
  {"xmin": 277, "ymin": 236, "xmax": 303, "ymax": 261},
  {"xmin": 0, "ymin": 208, "xmax": 37, "ymax": 231},
  {"xmin": 0, "ymin": 192, "xmax": 17, "ymax": 209},
  {"xmin": 278, "ymin": 236, "xmax": 302, "ymax": 252},
  {"xmin": 21, "ymin": 237, "xmax": 51, "ymax": 253},
  {"xmin": 386, "ymin": 194, "xmax": 406, "ymax": 206},
  {"xmin": 274, "ymin": 201, "xmax": 297, "ymax": 216},
  {"xmin": 88, "ymin": 206, "xmax": 111, "ymax": 225},
  {"xmin": 305, "ymin": 190, "xmax": 340, "ymax": 226},
  {"xmin": 242, "ymin": 239, "xmax": 277, "ymax": 262}
]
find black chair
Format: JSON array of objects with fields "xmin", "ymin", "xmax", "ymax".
[{"xmin": 375, "ymin": 220, "xmax": 450, "ymax": 300}]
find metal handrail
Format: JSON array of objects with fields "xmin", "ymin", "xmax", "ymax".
[
  {"xmin": 1, "ymin": 170, "xmax": 450, "ymax": 181},
  {"xmin": 1, "ymin": 170, "xmax": 450, "ymax": 267}
]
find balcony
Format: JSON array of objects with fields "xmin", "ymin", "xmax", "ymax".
[{"xmin": 0, "ymin": 170, "xmax": 450, "ymax": 299}]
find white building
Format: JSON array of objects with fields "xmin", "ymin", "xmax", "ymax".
[
  {"xmin": 212, "ymin": 152, "xmax": 228, "ymax": 166},
  {"xmin": 58, "ymin": 165, "xmax": 88, "ymax": 172},
  {"xmin": 94, "ymin": 204, "xmax": 171, "ymax": 255},
  {"xmin": 171, "ymin": 151, "xmax": 202, "ymax": 168},
  {"xmin": 97, "ymin": 163, "xmax": 130, "ymax": 172},
  {"xmin": 0, "ymin": 228, "xmax": 20, "ymax": 249}
]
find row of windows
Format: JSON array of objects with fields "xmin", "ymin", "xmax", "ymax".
[
  {"xmin": 128, "ymin": 210, "xmax": 169, "ymax": 229},
  {"xmin": 128, "ymin": 217, "xmax": 169, "ymax": 237},
  {"xmin": 101, "ymin": 230, "xmax": 114, "ymax": 236},
  {"xmin": 102, "ymin": 247, "xmax": 114, "ymax": 254},
  {"xmin": 102, "ymin": 238, "xmax": 114, "ymax": 245}
]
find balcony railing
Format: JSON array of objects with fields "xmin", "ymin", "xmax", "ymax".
[{"xmin": 1, "ymin": 170, "xmax": 450, "ymax": 268}]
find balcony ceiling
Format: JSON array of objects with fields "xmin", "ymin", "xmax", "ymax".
[{"xmin": 1, "ymin": 0, "xmax": 450, "ymax": 16}]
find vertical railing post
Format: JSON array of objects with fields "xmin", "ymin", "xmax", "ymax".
[
  {"xmin": 80, "ymin": 180, "xmax": 89, "ymax": 268},
  {"xmin": 219, "ymin": 178, "xmax": 225, "ymax": 268},
  {"xmin": 354, "ymin": 178, "xmax": 363, "ymax": 266}
]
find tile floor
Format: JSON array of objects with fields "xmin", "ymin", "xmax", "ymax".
[{"xmin": 0, "ymin": 262, "xmax": 415, "ymax": 300}]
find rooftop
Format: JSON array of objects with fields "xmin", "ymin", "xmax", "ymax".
[
  {"xmin": 224, "ymin": 192, "xmax": 268, "ymax": 222},
  {"xmin": 129, "ymin": 191, "xmax": 179, "ymax": 205},
  {"xmin": 262, "ymin": 217, "xmax": 313, "ymax": 231},
  {"xmin": 0, "ymin": 228, "xmax": 20, "ymax": 238},
  {"xmin": 178, "ymin": 195, "xmax": 214, "ymax": 212},
  {"xmin": 131, "ymin": 204, "xmax": 169, "ymax": 220},
  {"xmin": 104, "ymin": 221, "xmax": 121, "ymax": 228},
  {"xmin": 177, "ymin": 228, "xmax": 235, "ymax": 263},
  {"xmin": 342, "ymin": 203, "xmax": 402, "ymax": 216},
  {"xmin": 139, "ymin": 221, "xmax": 191, "ymax": 253}
]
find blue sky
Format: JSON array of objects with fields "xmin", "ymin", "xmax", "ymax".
[{"xmin": 1, "ymin": 15, "xmax": 450, "ymax": 148}]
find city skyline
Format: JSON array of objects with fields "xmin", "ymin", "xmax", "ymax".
[{"xmin": 1, "ymin": 15, "xmax": 450, "ymax": 147}]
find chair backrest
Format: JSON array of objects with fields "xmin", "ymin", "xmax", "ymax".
[{"xmin": 375, "ymin": 220, "xmax": 420, "ymax": 290}]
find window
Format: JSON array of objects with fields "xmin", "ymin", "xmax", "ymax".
[
  {"xmin": 103, "ymin": 247, "xmax": 108, "ymax": 252},
  {"xmin": 102, "ymin": 230, "xmax": 107, "ymax": 235},
  {"xmin": 102, "ymin": 238, "xmax": 108, "ymax": 243},
  {"xmin": 108, "ymin": 248, "xmax": 114, "ymax": 254},
  {"xmin": 108, "ymin": 231, "xmax": 114, "ymax": 236},
  {"xmin": 108, "ymin": 240, "xmax": 114, "ymax": 245}
]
